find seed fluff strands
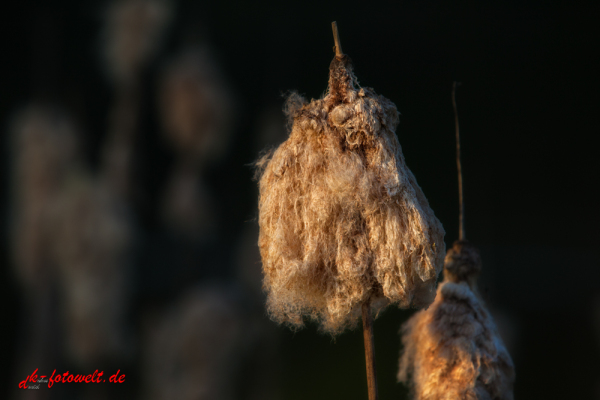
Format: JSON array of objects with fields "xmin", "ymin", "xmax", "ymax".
[
  {"xmin": 256, "ymin": 23, "xmax": 445, "ymax": 335},
  {"xmin": 398, "ymin": 83, "xmax": 515, "ymax": 400}
]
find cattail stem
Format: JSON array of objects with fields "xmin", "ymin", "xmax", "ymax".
[
  {"xmin": 362, "ymin": 301, "xmax": 379, "ymax": 400},
  {"xmin": 332, "ymin": 21, "xmax": 343, "ymax": 58},
  {"xmin": 452, "ymin": 81, "xmax": 465, "ymax": 240}
]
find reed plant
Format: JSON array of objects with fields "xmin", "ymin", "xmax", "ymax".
[{"xmin": 256, "ymin": 22, "xmax": 445, "ymax": 399}]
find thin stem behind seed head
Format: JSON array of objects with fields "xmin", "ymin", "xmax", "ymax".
[{"xmin": 452, "ymin": 81, "xmax": 464, "ymax": 240}]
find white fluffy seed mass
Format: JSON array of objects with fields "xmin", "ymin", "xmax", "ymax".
[
  {"xmin": 256, "ymin": 55, "xmax": 445, "ymax": 334},
  {"xmin": 398, "ymin": 242, "xmax": 515, "ymax": 400}
]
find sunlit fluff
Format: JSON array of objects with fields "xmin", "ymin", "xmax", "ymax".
[{"xmin": 256, "ymin": 55, "xmax": 445, "ymax": 334}]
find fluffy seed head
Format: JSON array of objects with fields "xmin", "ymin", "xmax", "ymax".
[
  {"xmin": 50, "ymin": 174, "xmax": 133, "ymax": 364},
  {"xmin": 103, "ymin": 0, "xmax": 171, "ymax": 83},
  {"xmin": 444, "ymin": 240, "xmax": 482, "ymax": 287},
  {"xmin": 398, "ymin": 247, "xmax": 515, "ymax": 400},
  {"xmin": 256, "ymin": 55, "xmax": 445, "ymax": 334},
  {"xmin": 158, "ymin": 47, "xmax": 235, "ymax": 165},
  {"xmin": 9, "ymin": 105, "xmax": 79, "ymax": 287},
  {"xmin": 141, "ymin": 286, "xmax": 246, "ymax": 400}
]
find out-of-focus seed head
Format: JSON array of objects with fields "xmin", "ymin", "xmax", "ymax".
[
  {"xmin": 103, "ymin": 0, "xmax": 172, "ymax": 84},
  {"xmin": 158, "ymin": 47, "xmax": 235, "ymax": 165},
  {"xmin": 49, "ymin": 174, "xmax": 134, "ymax": 365},
  {"xmin": 9, "ymin": 105, "xmax": 80, "ymax": 287},
  {"xmin": 11, "ymin": 106, "xmax": 79, "ymax": 203},
  {"xmin": 141, "ymin": 286, "xmax": 247, "ymax": 400}
]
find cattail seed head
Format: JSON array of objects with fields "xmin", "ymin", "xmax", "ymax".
[
  {"xmin": 9, "ymin": 105, "xmax": 79, "ymax": 288},
  {"xmin": 398, "ymin": 246, "xmax": 515, "ymax": 399},
  {"xmin": 50, "ymin": 174, "xmax": 134, "ymax": 364},
  {"xmin": 141, "ymin": 286, "xmax": 247, "ymax": 400},
  {"xmin": 256, "ymin": 55, "xmax": 445, "ymax": 334},
  {"xmin": 103, "ymin": 0, "xmax": 171, "ymax": 83},
  {"xmin": 158, "ymin": 47, "xmax": 235, "ymax": 165},
  {"xmin": 443, "ymin": 240, "xmax": 482, "ymax": 288}
]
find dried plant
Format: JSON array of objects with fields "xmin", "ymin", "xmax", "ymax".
[
  {"xmin": 102, "ymin": 0, "xmax": 172, "ymax": 84},
  {"xmin": 10, "ymin": 104, "xmax": 134, "ymax": 367},
  {"xmin": 9, "ymin": 105, "xmax": 81, "ymax": 387},
  {"xmin": 256, "ymin": 26, "xmax": 445, "ymax": 335},
  {"xmin": 397, "ymin": 83, "xmax": 515, "ymax": 400},
  {"xmin": 157, "ymin": 46, "xmax": 234, "ymax": 240},
  {"xmin": 398, "ymin": 241, "xmax": 515, "ymax": 400},
  {"xmin": 158, "ymin": 46, "xmax": 235, "ymax": 166},
  {"xmin": 141, "ymin": 286, "xmax": 247, "ymax": 400},
  {"xmin": 9, "ymin": 105, "xmax": 79, "ymax": 288},
  {"xmin": 101, "ymin": 0, "xmax": 172, "ymax": 200},
  {"xmin": 49, "ymin": 173, "xmax": 134, "ymax": 365}
]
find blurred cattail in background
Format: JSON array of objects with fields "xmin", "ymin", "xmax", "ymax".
[
  {"xmin": 10, "ymin": 106, "xmax": 79, "ymax": 290},
  {"xmin": 9, "ymin": 106, "xmax": 81, "ymax": 386},
  {"xmin": 256, "ymin": 46, "xmax": 445, "ymax": 335},
  {"xmin": 9, "ymin": 102, "xmax": 137, "ymax": 400},
  {"xmin": 157, "ymin": 46, "xmax": 235, "ymax": 239},
  {"xmin": 102, "ymin": 0, "xmax": 172, "ymax": 85},
  {"xmin": 141, "ymin": 285, "xmax": 248, "ymax": 400},
  {"xmin": 49, "ymin": 173, "xmax": 134, "ymax": 366},
  {"xmin": 158, "ymin": 46, "xmax": 235, "ymax": 166},
  {"xmin": 101, "ymin": 0, "xmax": 172, "ymax": 200}
]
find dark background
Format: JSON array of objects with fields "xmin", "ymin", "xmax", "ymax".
[{"xmin": 1, "ymin": 0, "xmax": 599, "ymax": 399}]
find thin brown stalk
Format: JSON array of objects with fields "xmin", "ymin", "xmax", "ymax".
[
  {"xmin": 452, "ymin": 81, "xmax": 465, "ymax": 240},
  {"xmin": 332, "ymin": 21, "xmax": 343, "ymax": 58},
  {"xmin": 362, "ymin": 301, "xmax": 379, "ymax": 400},
  {"xmin": 333, "ymin": 21, "xmax": 378, "ymax": 400}
]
